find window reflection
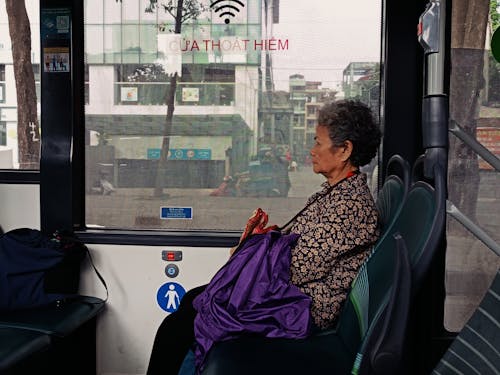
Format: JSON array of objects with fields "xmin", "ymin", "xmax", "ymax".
[
  {"xmin": 84, "ymin": 0, "xmax": 382, "ymax": 230},
  {"xmin": 445, "ymin": 6, "xmax": 500, "ymax": 331}
]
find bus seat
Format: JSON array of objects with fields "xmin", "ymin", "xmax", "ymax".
[
  {"xmin": 402, "ymin": 180, "xmax": 445, "ymax": 292},
  {"xmin": 0, "ymin": 296, "xmax": 105, "ymax": 337},
  {"xmin": 200, "ymin": 232, "xmax": 411, "ymax": 375},
  {"xmin": 376, "ymin": 155, "xmax": 410, "ymax": 230},
  {"xmin": 0, "ymin": 296, "xmax": 105, "ymax": 374},
  {"xmin": 432, "ymin": 269, "xmax": 500, "ymax": 375},
  {"xmin": 0, "ymin": 327, "xmax": 50, "ymax": 373},
  {"xmin": 201, "ymin": 178, "xmax": 442, "ymax": 375}
]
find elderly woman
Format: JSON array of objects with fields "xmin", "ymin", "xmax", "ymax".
[
  {"xmin": 287, "ymin": 99, "xmax": 381, "ymax": 329},
  {"xmin": 147, "ymin": 99, "xmax": 381, "ymax": 375}
]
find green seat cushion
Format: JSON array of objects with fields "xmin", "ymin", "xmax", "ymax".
[
  {"xmin": 0, "ymin": 327, "xmax": 50, "ymax": 371},
  {"xmin": 0, "ymin": 296, "xmax": 105, "ymax": 337}
]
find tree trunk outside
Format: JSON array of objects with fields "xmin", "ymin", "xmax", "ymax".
[
  {"xmin": 154, "ymin": 73, "xmax": 178, "ymax": 197},
  {"xmin": 5, "ymin": 0, "xmax": 40, "ymax": 169},
  {"xmin": 448, "ymin": 0, "xmax": 489, "ymax": 225},
  {"xmin": 153, "ymin": 0, "xmax": 185, "ymax": 197}
]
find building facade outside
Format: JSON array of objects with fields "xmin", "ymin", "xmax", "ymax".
[
  {"xmin": 0, "ymin": 0, "xmax": 40, "ymax": 168},
  {"xmin": 84, "ymin": 0, "xmax": 274, "ymax": 190},
  {"xmin": 0, "ymin": 0, "xmax": 388, "ymax": 234},
  {"xmin": 0, "ymin": 0, "xmax": 278, "ymax": 178},
  {"xmin": 342, "ymin": 61, "xmax": 380, "ymax": 112}
]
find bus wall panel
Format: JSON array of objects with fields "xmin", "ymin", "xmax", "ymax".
[
  {"xmin": 79, "ymin": 243, "xmax": 229, "ymax": 375},
  {"xmin": 0, "ymin": 184, "xmax": 40, "ymax": 232}
]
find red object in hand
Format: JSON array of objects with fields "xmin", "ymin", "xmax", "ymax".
[{"xmin": 240, "ymin": 208, "xmax": 278, "ymax": 243}]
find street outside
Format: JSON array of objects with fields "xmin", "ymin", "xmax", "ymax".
[
  {"xmin": 86, "ymin": 167, "xmax": 500, "ymax": 331},
  {"xmin": 86, "ymin": 165, "xmax": 326, "ymax": 231}
]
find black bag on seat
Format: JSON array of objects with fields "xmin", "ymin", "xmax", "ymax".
[{"xmin": 0, "ymin": 228, "xmax": 86, "ymax": 311}]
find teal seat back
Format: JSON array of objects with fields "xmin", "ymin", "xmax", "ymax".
[
  {"xmin": 376, "ymin": 176, "xmax": 406, "ymax": 231},
  {"xmin": 376, "ymin": 155, "xmax": 410, "ymax": 231},
  {"xmin": 335, "ymin": 180, "xmax": 439, "ymax": 373},
  {"xmin": 336, "ymin": 240, "xmax": 397, "ymax": 356},
  {"xmin": 432, "ymin": 269, "xmax": 500, "ymax": 375},
  {"xmin": 396, "ymin": 180, "xmax": 444, "ymax": 289},
  {"xmin": 393, "ymin": 182, "xmax": 436, "ymax": 265}
]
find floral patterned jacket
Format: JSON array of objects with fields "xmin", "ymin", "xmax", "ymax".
[{"xmin": 289, "ymin": 172, "xmax": 380, "ymax": 329}]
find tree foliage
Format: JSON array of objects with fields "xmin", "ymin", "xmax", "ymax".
[
  {"xmin": 145, "ymin": 0, "xmax": 207, "ymax": 25},
  {"xmin": 490, "ymin": 0, "xmax": 500, "ymax": 31}
]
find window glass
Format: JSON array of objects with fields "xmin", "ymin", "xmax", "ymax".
[
  {"xmin": 0, "ymin": 64, "xmax": 5, "ymax": 104},
  {"xmin": 85, "ymin": 0, "xmax": 103, "ymax": 24},
  {"xmin": 84, "ymin": 0, "xmax": 382, "ymax": 230},
  {"xmin": 85, "ymin": 25, "xmax": 104, "ymax": 64},
  {"xmin": 247, "ymin": 0, "xmax": 261, "ymax": 24},
  {"xmin": 0, "ymin": 121, "xmax": 6, "ymax": 146},
  {"xmin": 140, "ymin": 0, "xmax": 157, "ymax": 23},
  {"xmin": 122, "ymin": 25, "xmax": 141, "ymax": 63},
  {"xmin": 33, "ymin": 64, "xmax": 40, "ymax": 102},
  {"xmin": 104, "ymin": 0, "xmax": 122, "ymax": 24},
  {"xmin": 0, "ymin": 0, "xmax": 40, "ymax": 170},
  {"xmin": 140, "ymin": 24, "xmax": 158, "ymax": 61},
  {"xmin": 104, "ymin": 25, "xmax": 123, "ymax": 63},
  {"xmin": 85, "ymin": 65, "xmax": 89, "ymax": 105},
  {"xmin": 123, "ymin": 0, "xmax": 140, "ymax": 22},
  {"xmin": 444, "ymin": 2, "xmax": 500, "ymax": 331}
]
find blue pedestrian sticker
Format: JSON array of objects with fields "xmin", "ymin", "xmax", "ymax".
[{"xmin": 156, "ymin": 282, "xmax": 186, "ymax": 313}]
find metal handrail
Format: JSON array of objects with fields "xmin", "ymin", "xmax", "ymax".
[
  {"xmin": 449, "ymin": 120, "xmax": 500, "ymax": 172},
  {"xmin": 447, "ymin": 120, "xmax": 500, "ymax": 256},
  {"xmin": 446, "ymin": 200, "xmax": 500, "ymax": 257}
]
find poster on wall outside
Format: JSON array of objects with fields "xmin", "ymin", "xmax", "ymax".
[
  {"xmin": 182, "ymin": 87, "xmax": 199, "ymax": 102},
  {"xmin": 121, "ymin": 87, "xmax": 138, "ymax": 102},
  {"xmin": 43, "ymin": 47, "xmax": 70, "ymax": 73}
]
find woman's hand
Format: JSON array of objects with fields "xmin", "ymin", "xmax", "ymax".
[
  {"xmin": 242, "ymin": 209, "xmax": 266, "ymax": 236},
  {"xmin": 229, "ymin": 209, "xmax": 262, "ymax": 257},
  {"xmin": 229, "ymin": 208, "xmax": 278, "ymax": 257}
]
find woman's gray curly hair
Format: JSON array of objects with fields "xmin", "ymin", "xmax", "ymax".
[{"xmin": 317, "ymin": 100, "xmax": 381, "ymax": 167}]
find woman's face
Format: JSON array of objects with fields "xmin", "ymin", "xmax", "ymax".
[{"xmin": 310, "ymin": 125, "xmax": 349, "ymax": 182}]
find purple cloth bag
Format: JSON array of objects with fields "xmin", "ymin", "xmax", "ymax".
[{"xmin": 192, "ymin": 231, "xmax": 312, "ymax": 372}]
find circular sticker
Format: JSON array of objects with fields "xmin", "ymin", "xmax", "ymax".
[
  {"xmin": 165, "ymin": 264, "xmax": 179, "ymax": 278},
  {"xmin": 156, "ymin": 282, "xmax": 186, "ymax": 313}
]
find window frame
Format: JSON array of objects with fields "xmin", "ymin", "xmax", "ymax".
[{"xmin": 40, "ymin": 0, "xmax": 393, "ymax": 246}]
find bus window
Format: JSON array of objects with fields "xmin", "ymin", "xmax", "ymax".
[
  {"xmin": 83, "ymin": 0, "xmax": 382, "ymax": 231},
  {"xmin": 0, "ymin": 0, "xmax": 41, "ymax": 170},
  {"xmin": 445, "ymin": 2, "xmax": 500, "ymax": 332}
]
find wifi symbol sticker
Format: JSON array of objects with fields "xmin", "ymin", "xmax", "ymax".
[{"xmin": 210, "ymin": 0, "xmax": 245, "ymax": 24}]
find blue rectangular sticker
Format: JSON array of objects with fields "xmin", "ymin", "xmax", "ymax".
[
  {"xmin": 147, "ymin": 148, "xmax": 211, "ymax": 160},
  {"xmin": 161, "ymin": 207, "xmax": 193, "ymax": 220}
]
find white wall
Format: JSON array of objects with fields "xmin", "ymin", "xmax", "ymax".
[
  {"xmin": 0, "ymin": 184, "xmax": 229, "ymax": 375},
  {"xmin": 80, "ymin": 244, "xmax": 228, "ymax": 375},
  {"xmin": 0, "ymin": 183, "xmax": 40, "ymax": 231}
]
